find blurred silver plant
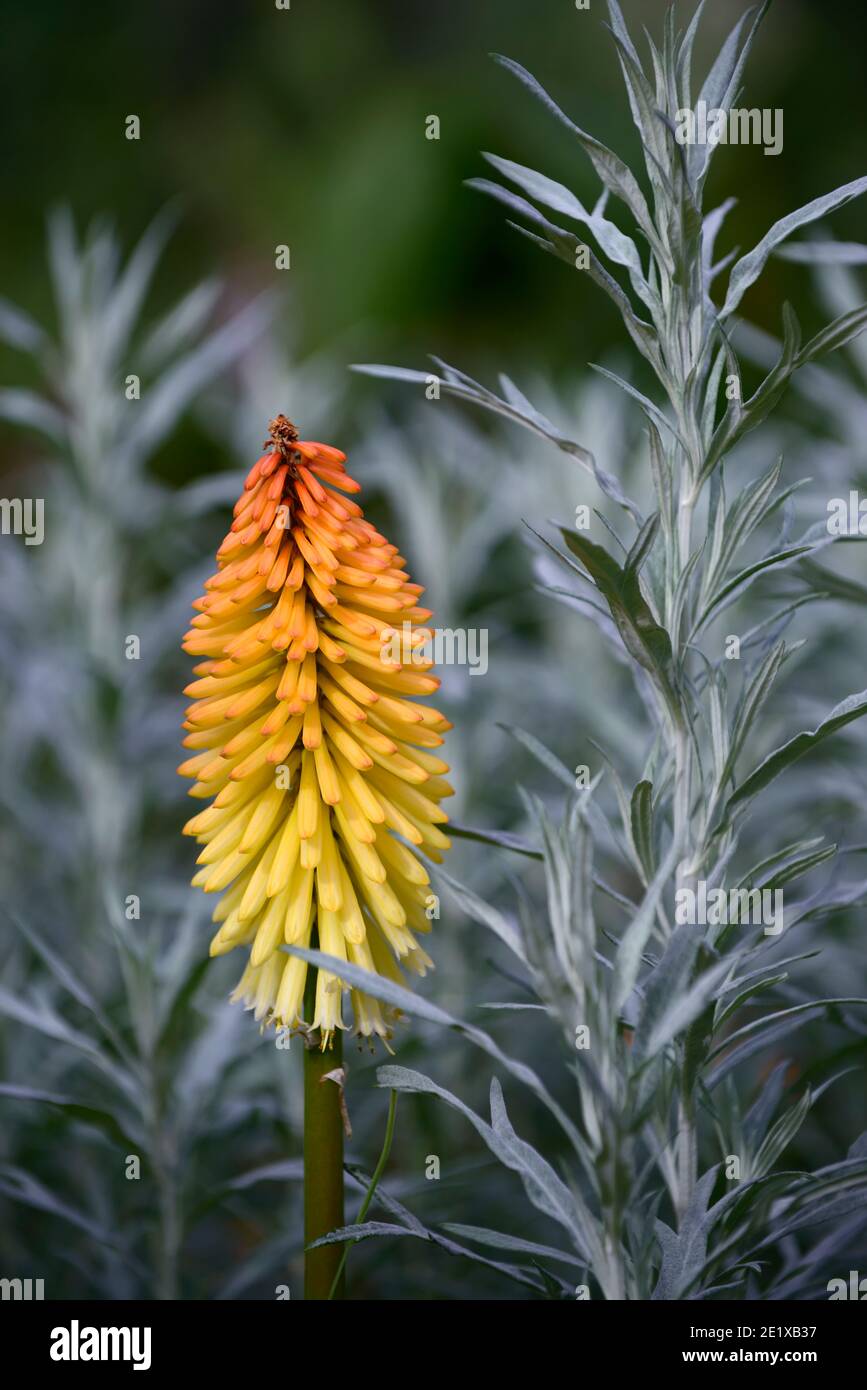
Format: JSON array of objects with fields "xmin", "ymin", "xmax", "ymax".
[
  {"xmin": 0, "ymin": 213, "xmax": 329, "ymax": 1298},
  {"xmin": 0, "ymin": 208, "xmax": 273, "ymax": 917}
]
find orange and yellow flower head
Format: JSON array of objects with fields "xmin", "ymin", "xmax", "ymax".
[{"xmin": 179, "ymin": 417, "xmax": 452, "ymax": 1046}]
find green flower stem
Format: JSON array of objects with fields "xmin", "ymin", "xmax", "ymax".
[
  {"xmin": 675, "ymin": 1092, "xmax": 698, "ymax": 1227},
  {"xmin": 328, "ymin": 1088, "xmax": 398, "ymax": 1300},
  {"xmin": 303, "ymin": 964, "xmax": 345, "ymax": 1301}
]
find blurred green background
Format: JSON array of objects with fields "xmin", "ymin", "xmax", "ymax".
[{"xmin": 4, "ymin": 0, "xmax": 867, "ymax": 462}]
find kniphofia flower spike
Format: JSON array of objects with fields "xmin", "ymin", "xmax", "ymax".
[{"xmin": 180, "ymin": 418, "xmax": 452, "ymax": 1045}]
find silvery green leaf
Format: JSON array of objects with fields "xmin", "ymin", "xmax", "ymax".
[
  {"xmin": 424, "ymin": 355, "xmax": 492, "ymax": 396},
  {"xmin": 702, "ymin": 464, "xmax": 730, "ymax": 597},
  {"xmin": 125, "ymin": 292, "xmax": 273, "ymax": 461},
  {"xmin": 714, "ymin": 639, "xmax": 786, "ymax": 795},
  {"xmin": 700, "ymin": 306, "xmax": 801, "ymax": 482},
  {"xmin": 786, "ymin": 876, "xmax": 867, "ymax": 930},
  {"xmin": 540, "ymin": 584, "xmax": 631, "ymax": 666},
  {"xmin": 770, "ymin": 1214, "xmax": 867, "ymax": 1299},
  {"xmin": 478, "ymin": 1003, "xmax": 545, "ymax": 1012},
  {"xmin": 647, "ymin": 421, "xmax": 674, "ymax": 544},
  {"xmin": 719, "ymin": 458, "xmax": 784, "ymax": 576},
  {"xmin": 354, "ymin": 357, "xmax": 644, "ymax": 522},
  {"xmin": 796, "ymin": 303, "xmax": 867, "ymax": 365},
  {"xmin": 633, "ymin": 927, "xmax": 699, "ymax": 1063},
  {"xmin": 708, "ymin": 1000, "xmax": 867, "ymax": 1088},
  {"xmin": 715, "ymin": 689, "xmax": 867, "ymax": 834},
  {"xmin": 285, "ymin": 946, "xmax": 582, "ymax": 1149},
  {"xmin": 613, "ymin": 843, "xmax": 683, "ymax": 1014},
  {"xmin": 101, "ymin": 204, "xmax": 179, "ymax": 363},
  {"xmin": 0, "ymin": 985, "xmax": 135, "ymax": 1099},
  {"xmin": 750, "ymin": 1169, "xmax": 867, "ymax": 1247},
  {"xmin": 776, "ymin": 241, "xmax": 867, "ymax": 264},
  {"xmin": 498, "ymin": 722, "xmax": 575, "ymax": 791},
  {"xmin": 712, "ymin": 973, "xmax": 790, "ymax": 1035},
  {"xmin": 0, "ymin": 297, "xmax": 46, "ymax": 353},
  {"xmin": 723, "ymin": 175, "xmax": 867, "ymax": 317},
  {"xmin": 490, "ymin": 54, "xmax": 668, "ymax": 268},
  {"xmin": 530, "ymin": 794, "xmax": 596, "ymax": 987},
  {"xmin": 604, "ymin": 19, "xmax": 667, "ymax": 180},
  {"xmin": 604, "ymin": 0, "xmax": 643, "ymax": 68},
  {"xmin": 743, "ymin": 1058, "xmax": 791, "ymax": 1148},
  {"xmin": 590, "ymin": 365, "xmax": 685, "ymax": 447},
  {"xmin": 46, "ymin": 205, "xmax": 83, "ymax": 342},
  {"xmin": 309, "ymin": 1220, "xmax": 417, "ymax": 1247},
  {"xmin": 699, "ymin": 329, "xmax": 739, "ymax": 452},
  {"xmin": 594, "ymin": 507, "xmax": 629, "ymax": 556},
  {"xmin": 173, "ymin": 471, "xmax": 245, "ymax": 517},
  {"xmin": 692, "ymin": 7, "xmax": 751, "ymax": 123},
  {"xmin": 676, "ymin": 0, "xmax": 709, "ymax": 109},
  {"xmin": 736, "ymin": 314, "xmax": 867, "ymax": 420},
  {"xmin": 625, "ymin": 511, "xmax": 660, "ymax": 579},
  {"xmin": 707, "ymin": 672, "xmax": 729, "ymax": 782},
  {"xmin": 694, "ymin": 543, "xmax": 817, "ymax": 634},
  {"xmin": 435, "ymin": 866, "xmax": 526, "ymax": 962},
  {"xmin": 641, "ymin": 957, "xmax": 734, "ymax": 1063},
  {"xmin": 752, "ymin": 1088, "xmax": 812, "ymax": 1179},
  {"xmin": 758, "ymin": 843, "xmax": 837, "ymax": 891},
  {"xmin": 469, "ymin": 178, "xmax": 663, "ymax": 379},
  {"xmin": 140, "ymin": 277, "xmax": 221, "ymax": 369},
  {"xmin": 496, "ymin": 372, "xmax": 550, "ymax": 428},
  {"xmin": 351, "ymin": 363, "xmax": 430, "ymax": 388},
  {"xmin": 709, "ymin": 246, "xmax": 740, "ymax": 290},
  {"xmin": 737, "ymin": 838, "xmax": 826, "ymax": 889},
  {"xmin": 448, "ymin": 820, "xmax": 542, "ymax": 861},
  {"xmin": 0, "ymin": 388, "xmax": 66, "ymax": 443},
  {"xmin": 690, "ymin": 3, "xmax": 771, "ymax": 188},
  {"xmin": 0, "ymin": 1165, "xmax": 136, "ymax": 1259},
  {"xmin": 798, "ymin": 558, "xmax": 867, "ymax": 606},
  {"xmin": 849, "ymin": 1134, "xmax": 867, "ymax": 1160},
  {"xmin": 643, "ymin": 23, "xmax": 669, "ymax": 114},
  {"xmin": 343, "ymin": 1162, "xmax": 429, "ymax": 1237},
  {"xmin": 309, "ymin": 1215, "xmax": 547, "ymax": 1291},
  {"xmin": 226, "ymin": 1159, "xmax": 304, "ymax": 1191},
  {"xmin": 740, "ymin": 597, "xmax": 824, "ymax": 660},
  {"xmin": 377, "ymin": 1065, "xmax": 589, "ymax": 1256},
  {"xmin": 530, "ymin": 520, "xmax": 613, "ymax": 589},
  {"xmin": 651, "ymin": 1166, "xmax": 719, "ymax": 1299},
  {"xmin": 630, "ymin": 779, "xmax": 655, "ymax": 881},
  {"xmin": 482, "ymin": 153, "xmax": 649, "ymax": 289},
  {"xmin": 702, "ymin": 199, "xmax": 738, "ymax": 294},
  {"xmin": 5, "ymin": 907, "xmax": 132, "ymax": 1065},
  {"xmin": 559, "ymin": 527, "xmax": 679, "ymax": 727},
  {"xmin": 0, "ymin": 1083, "xmax": 142, "ymax": 1150},
  {"xmin": 442, "ymin": 1223, "xmax": 584, "ymax": 1268},
  {"xmin": 489, "ymin": 1075, "xmax": 593, "ymax": 1253}
]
